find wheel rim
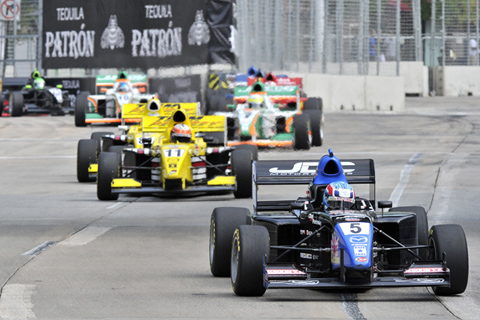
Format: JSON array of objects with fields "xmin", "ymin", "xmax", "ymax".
[
  {"xmin": 8, "ymin": 96, "xmax": 13, "ymax": 114},
  {"xmin": 209, "ymin": 221, "xmax": 215, "ymax": 266},
  {"xmin": 231, "ymin": 235, "xmax": 239, "ymax": 283}
]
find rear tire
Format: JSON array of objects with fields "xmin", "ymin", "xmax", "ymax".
[
  {"xmin": 389, "ymin": 206, "xmax": 428, "ymax": 260},
  {"xmin": 75, "ymin": 91, "xmax": 89, "ymax": 127},
  {"xmin": 209, "ymin": 207, "xmax": 250, "ymax": 277},
  {"xmin": 90, "ymin": 132, "xmax": 114, "ymax": 152},
  {"xmin": 303, "ymin": 109, "xmax": 323, "ymax": 147},
  {"xmin": 97, "ymin": 152, "xmax": 120, "ymax": 201},
  {"xmin": 231, "ymin": 150, "xmax": 253, "ymax": 198},
  {"xmin": 10, "ymin": 92, "xmax": 24, "ymax": 117},
  {"xmin": 234, "ymin": 144, "xmax": 258, "ymax": 161},
  {"xmin": 303, "ymin": 97, "xmax": 321, "ymax": 111},
  {"xmin": 293, "ymin": 113, "xmax": 310, "ymax": 150},
  {"xmin": 77, "ymin": 139, "xmax": 98, "ymax": 182},
  {"xmin": 429, "ymin": 224, "xmax": 468, "ymax": 295},
  {"xmin": 231, "ymin": 225, "xmax": 269, "ymax": 296}
]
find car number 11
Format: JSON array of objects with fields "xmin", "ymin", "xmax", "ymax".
[{"xmin": 163, "ymin": 149, "xmax": 185, "ymax": 158}]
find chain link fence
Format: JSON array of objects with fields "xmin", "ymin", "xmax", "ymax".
[
  {"xmin": 1, "ymin": 1, "xmax": 479, "ymax": 78},
  {"xmin": 426, "ymin": 0, "xmax": 480, "ymax": 67},
  {"xmin": 0, "ymin": 0, "xmax": 40, "ymax": 77},
  {"xmin": 236, "ymin": 0, "xmax": 422, "ymax": 76}
]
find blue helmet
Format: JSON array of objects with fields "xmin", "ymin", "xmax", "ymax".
[
  {"xmin": 323, "ymin": 181, "xmax": 355, "ymax": 210},
  {"xmin": 117, "ymin": 82, "xmax": 129, "ymax": 92}
]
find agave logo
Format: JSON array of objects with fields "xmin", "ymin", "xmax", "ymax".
[
  {"xmin": 101, "ymin": 15, "xmax": 125, "ymax": 50},
  {"xmin": 188, "ymin": 10, "xmax": 210, "ymax": 46}
]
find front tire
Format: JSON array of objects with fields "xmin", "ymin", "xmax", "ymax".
[
  {"xmin": 231, "ymin": 225, "xmax": 270, "ymax": 296},
  {"xmin": 77, "ymin": 139, "xmax": 98, "ymax": 182},
  {"xmin": 231, "ymin": 150, "xmax": 253, "ymax": 198},
  {"xmin": 429, "ymin": 224, "xmax": 468, "ymax": 295},
  {"xmin": 209, "ymin": 207, "xmax": 250, "ymax": 277},
  {"xmin": 10, "ymin": 92, "xmax": 24, "ymax": 117},
  {"xmin": 97, "ymin": 152, "xmax": 120, "ymax": 201}
]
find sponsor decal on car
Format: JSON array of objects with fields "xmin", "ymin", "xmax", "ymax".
[
  {"xmin": 267, "ymin": 269, "xmax": 306, "ymax": 275},
  {"xmin": 404, "ymin": 267, "xmax": 446, "ymax": 274},
  {"xmin": 355, "ymin": 257, "xmax": 368, "ymax": 263},
  {"xmin": 354, "ymin": 246, "xmax": 367, "ymax": 256},
  {"xmin": 350, "ymin": 236, "xmax": 368, "ymax": 243}
]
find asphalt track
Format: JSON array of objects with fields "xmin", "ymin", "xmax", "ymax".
[{"xmin": 0, "ymin": 96, "xmax": 479, "ymax": 319}]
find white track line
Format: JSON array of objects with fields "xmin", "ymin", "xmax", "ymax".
[
  {"xmin": 389, "ymin": 153, "xmax": 422, "ymax": 207},
  {"xmin": 59, "ymin": 226, "xmax": 113, "ymax": 247},
  {"xmin": 0, "ymin": 284, "xmax": 36, "ymax": 319}
]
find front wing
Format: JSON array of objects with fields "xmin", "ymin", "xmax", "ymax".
[
  {"xmin": 266, "ymin": 262, "xmax": 450, "ymax": 290},
  {"xmin": 110, "ymin": 185, "xmax": 235, "ymax": 196}
]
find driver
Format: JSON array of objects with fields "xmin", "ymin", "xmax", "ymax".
[
  {"xmin": 323, "ymin": 181, "xmax": 356, "ymax": 212},
  {"xmin": 247, "ymin": 94, "xmax": 265, "ymax": 109},
  {"xmin": 26, "ymin": 69, "xmax": 45, "ymax": 90},
  {"xmin": 170, "ymin": 123, "xmax": 192, "ymax": 143},
  {"xmin": 117, "ymin": 82, "xmax": 130, "ymax": 93}
]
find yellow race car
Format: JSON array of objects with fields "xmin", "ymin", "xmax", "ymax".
[
  {"xmin": 94, "ymin": 99, "xmax": 256, "ymax": 200},
  {"xmin": 76, "ymin": 98, "xmax": 205, "ymax": 182}
]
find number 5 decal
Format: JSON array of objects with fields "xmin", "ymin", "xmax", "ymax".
[{"xmin": 339, "ymin": 222, "xmax": 370, "ymax": 235}]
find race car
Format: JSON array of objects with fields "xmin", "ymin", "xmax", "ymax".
[
  {"xmin": 6, "ymin": 72, "xmax": 71, "ymax": 117},
  {"xmin": 209, "ymin": 149, "xmax": 468, "ymax": 296},
  {"xmin": 94, "ymin": 101, "xmax": 256, "ymax": 200},
  {"xmin": 74, "ymin": 70, "xmax": 156, "ymax": 127},
  {"xmin": 212, "ymin": 80, "xmax": 323, "ymax": 150},
  {"xmin": 76, "ymin": 98, "xmax": 204, "ymax": 182}
]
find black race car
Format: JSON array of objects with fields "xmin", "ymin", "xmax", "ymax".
[
  {"xmin": 7, "ymin": 79, "xmax": 71, "ymax": 117},
  {"xmin": 209, "ymin": 150, "xmax": 468, "ymax": 296}
]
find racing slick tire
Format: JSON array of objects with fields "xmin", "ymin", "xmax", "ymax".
[
  {"xmin": 75, "ymin": 91, "xmax": 89, "ymax": 127},
  {"xmin": 303, "ymin": 109, "xmax": 323, "ymax": 147},
  {"xmin": 209, "ymin": 207, "xmax": 250, "ymax": 277},
  {"xmin": 231, "ymin": 225, "xmax": 270, "ymax": 296},
  {"xmin": 90, "ymin": 132, "xmax": 115, "ymax": 153},
  {"xmin": 108, "ymin": 145, "xmax": 126, "ymax": 159},
  {"xmin": 97, "ymin": 152, "xmax": 120, "ymax": 201},
  {"xmin": 77, "ymin": 139, "xmax": 98, "ymax": 182},
  {"xmin": 234, "ymin": 144, "xmax": 259, "ymax": 161},
  {"xmin": 0, "ymin": 95, "xmax": 4, "ymax": 117},
  {"xmin": 303, "ymin": 97, "xmax": 322, "ymax": 111},
  {"xmin": 231, "ymin": 149, "xmax": 253, "ymax": 198},
  {"xmin": 429, "ymin": 224, "xmax": 468, "ymax": 295},
  {"xmin": 389, "ymin": 206, "xmax": 428, "ymax": 260},
  {"xmin": 293, "ymin": 113, "xmax": 311, "ymax": 150},
  {"xmin": 10, "ymin": 92, "xmax": 24, "ymax": 117}
]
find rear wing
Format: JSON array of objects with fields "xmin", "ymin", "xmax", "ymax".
[
  {"xmin": 142, "ymin": 115, "xmax": 225, "ymax": 133},
  {"xmin": 95, "ymin": 74, "xmax": 148, "ymax": 94},
  {"xmin": 253, "ymin": 159, "xmax": 376, "ymax": 211},
  {"xmin": 122, "ymin": 102, "xmax": 201, "ymax": 119}
]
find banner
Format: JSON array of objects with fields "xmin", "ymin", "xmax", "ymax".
[
  {"xmin": 150, "ymin": 75, "xmax": 201, "ymax": 103},
  {"xmin": 43, "ymin": 0, "xmax": 211, "ymax": 69},
  {"xmin": 206, "ymin": 0, "xmax": 236, "ymax": 64}
]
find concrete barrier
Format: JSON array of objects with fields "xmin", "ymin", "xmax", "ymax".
[
  {"xmin": 440, "ymin": 66, "xmax": 480, "ymax": 96},
  {"xmin": 287, "ymin": 72, "xmax": 405, "ymax": 112}
]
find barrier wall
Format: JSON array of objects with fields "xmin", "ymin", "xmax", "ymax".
[
  {"xmin": 439, "ymin": 66, "xmax": 480, "ymax": 96},
  {"xmin": 287, "ymin": 72, "xmax": 405, "ymax": 112}
]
